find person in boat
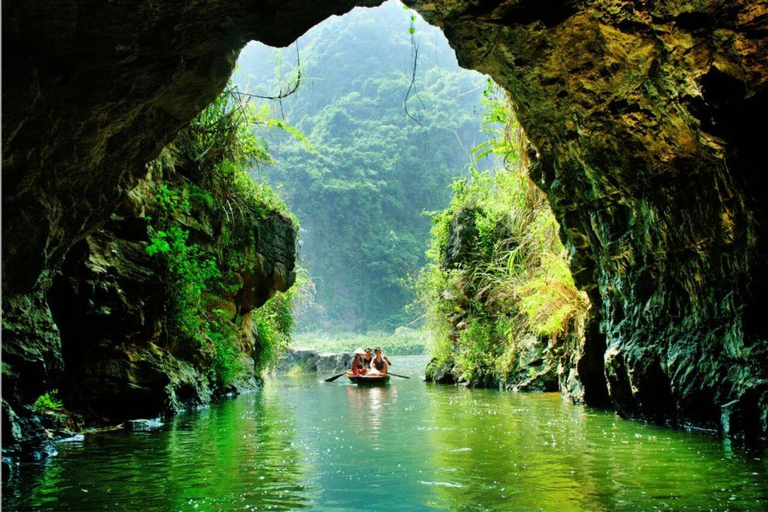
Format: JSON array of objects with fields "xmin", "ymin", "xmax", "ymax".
[
  {"xmin": 351, "ymin": 348, "xmax": 367, "ymax": 376},
  {"xmin": 369, "ymin": 347, "xmax": 392, "ymax": 375},
  {"xmin": 362, "ymin": 348, "xmax": 373, "ymax": 370}
]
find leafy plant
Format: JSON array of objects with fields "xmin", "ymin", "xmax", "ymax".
[
  {"xmin": 208, "ymin": 309, "xmax": 242, "ymax": 388},
  {"xmin": 33, "ymin": 390, "xmax": 64, "ymax": 413},
  {"xmin": 251, "ymin": 290, "xmax": 296, "ymax": 372},
  {"xmin": 144, "ymin": 86, "xmax": 304, "ymax": 388}
]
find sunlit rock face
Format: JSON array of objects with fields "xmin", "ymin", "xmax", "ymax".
[
  {"xmin": 2, "ymin": 0, "xmax": 766, "ymax": 439},
  {"xmin": 409, "ymin": 0, "xmax": 768, "ymax": 436}
]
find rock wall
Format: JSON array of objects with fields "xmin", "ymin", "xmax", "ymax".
[
  {"xmin": 3, "ymin": 0, "xmax": 766, "ymax": 439},
  {"xmin": 47, "ymin": 164, "xmax": 296, "ymax": 421},
  {"xmin": 409, "ymin": 0, "xmax": 768, "ymax": 436}
]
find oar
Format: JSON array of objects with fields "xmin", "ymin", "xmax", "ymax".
[
  {"xmin": 324, "ymin": 371, "xmax": 348, "ymax": 382},
  {"xmin": 387, "ymin": 373, "xmax": 410, "ymax": 379}
]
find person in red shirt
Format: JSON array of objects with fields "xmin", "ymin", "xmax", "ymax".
[{"xmin": 351, "ymin": 348, "xmax": 366, "ymax": 376}]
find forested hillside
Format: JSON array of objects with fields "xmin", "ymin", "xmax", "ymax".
[{"xmin": 234, "ymin": 0, "xmax": 490, "ymax": 333}]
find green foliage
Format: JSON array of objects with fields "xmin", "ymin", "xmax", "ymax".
[
  {"xmin": 147, "ymin": 226, "xmax": 222, "ymax": 344},
  {"xmin": 234, "ymin": 1, "xmax": 491, "ymax": 333},
  {"xmin": 208, "ymin": 309, "xmax": 242, "ymax": 388},
  {"xmin": 155, "ymin": 184, "xmax": 189, "ymax": 214},
  {"xmin": 33, "ymin": 390, "xmax": 64, "ymax": 413},
  {"xmin": 416, "ymin": 84, "xmax": 588, "ymax": 387},
  {"xmin": 145, "ymin": 86, "xmax": 302, "ymax": 388},
  {"xmin": 251, "ymin": 289, "xmax": 296, "ymax": 372},
  {"xmin": 173, "ymin": 87, "xmax": 296, "ymax": 225}
]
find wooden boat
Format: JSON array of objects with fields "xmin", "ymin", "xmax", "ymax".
[{"xmin": 347, "ymin": 370, "xmax": 390, "ymax": 385}]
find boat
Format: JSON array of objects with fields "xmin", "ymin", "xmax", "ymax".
[{"xmin": 347, "ymin": 370, "xmax": 390, "ymax": 386}]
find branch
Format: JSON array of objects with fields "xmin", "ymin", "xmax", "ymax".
[
  {"xmin": 404, "ymin": 43, "xmax": 423, "ymax": 126},
  {"xmin": 230, "ymin": 45, "xmax": 302, "ymax": 102}
]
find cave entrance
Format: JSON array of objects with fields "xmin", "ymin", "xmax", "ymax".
[
  {"xmin": 230, "ymin": 0, "xmax": 599, "ymax": 400},
  {"xmin": 4, "ymin": 0, "xmax": 766, "ymax": 462},
  {"xmin": 233, "ymin": 0, "xmax": 491, "ymax": 336}
]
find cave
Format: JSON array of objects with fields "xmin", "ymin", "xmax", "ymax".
[{"xmin": 3, "ymin": 0, "xmax": 767, "ymax": 446}]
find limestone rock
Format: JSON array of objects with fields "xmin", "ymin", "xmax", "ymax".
[
  {"xmin": 1, "ymin": 400, "xmax": 55, "ymax": 462},
  {"xmin": 425, "ymin": 357, "xmax": 457, "ymax": 384},
  {"xmin": 1, "ymin": 290, "xmax": 63, "ymax": 407},
  {"xmin": 443, "ymin": 207, "xmax": 481, "ymax": 269},
  {"xmin": 276, "ymin": 349, "xmax": 353, "ymax": 375}
]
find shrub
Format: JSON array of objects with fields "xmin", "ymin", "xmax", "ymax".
[
  {"xmin": 33, "ymin": 390, "xmax": 64, "ymax": 413},
  {"xmin": 415, "ymin": 83, "xmax": 589, "ymax": 386},
  {"xmin": 252, "ymin": 290, "xmax": 295, "ymax": 372}
]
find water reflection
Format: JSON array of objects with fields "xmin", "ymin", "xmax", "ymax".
[
  {"xmin": 3, "ymin": 357, "xmax": 767, "ymax": 511},
  {"xmin": 421, "ymin": 386, "xmax": 768, "ymax": 511},
  {"xmin": 348, "ymin": 385, "xmax": 398, "ymax": 445},
  {"xmin": 4, "ymin": 394, "xmax": 310, "ymax": 511}
]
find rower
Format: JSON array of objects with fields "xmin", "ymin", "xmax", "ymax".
[{"xmin": 370, "ymin": 347, "xmax": 391, "ymax": 375}]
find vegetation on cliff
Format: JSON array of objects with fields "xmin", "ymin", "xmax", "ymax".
[
  {"xmin": 144, "ymin": 88, "xmax": 298, "ymax": 388},
  {"xmin": 417, "ymin": 85, "xmax": 589, "ymax": 391}
]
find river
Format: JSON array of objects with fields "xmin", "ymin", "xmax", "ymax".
[{"xmin": 3, "ymin": 356, "xmax": 767, "ymax": 511}]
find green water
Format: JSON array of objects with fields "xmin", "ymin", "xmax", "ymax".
[{"xmin": 4, "ymin": 356, "xmax": 767, "ymax": 511}]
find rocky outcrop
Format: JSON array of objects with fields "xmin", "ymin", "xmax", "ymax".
[
  {"xmin": 443, "ymin": 207, "xmax": 481, "ymax": 269},
  {"xmin": 1, "ymin": 291, "xmax": 63, "ymax": 406},
  {"xmin": 425, "ymin": 205, "xmax": 577, "ymax": 395},
  {"xmin": 276, "ymin": 349, "xmax": 353, "ymax": 375},
  {"xmin": 45, "ymin": 165, "xmax": 296, "ymax": 422},
  {"xmin": 3, "ymin": 0, "xmax": 766, "ymax": 438},
  {"xmin": 425, "ymin": 357, "xmax": 457, "ymax": 384}
]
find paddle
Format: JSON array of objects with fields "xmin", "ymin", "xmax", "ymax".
[
  {"xmin": 324, "ymin": 371, "xmax": 348, "ymax": 383},
  {"xmin": 387, "ymin": 373, "xmax": 410, "ymax": 379}
]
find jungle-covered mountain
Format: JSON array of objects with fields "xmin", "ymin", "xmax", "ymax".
[{"xmin": 233, "ymin": 0, "xmax": 491, "ymax": 333}]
